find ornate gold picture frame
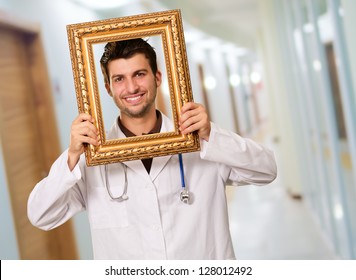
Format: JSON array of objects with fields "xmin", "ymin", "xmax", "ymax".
[{"xmin": 66, "ymin": 9, "xmax": 200, "ymax": 166}]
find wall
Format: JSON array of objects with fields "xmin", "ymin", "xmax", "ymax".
[
  {"xmin": 257, "ymin": 0, "xmax": 356, "ymax": 259},
  {"xmin": 341, "ymin": 0, "xmax": 356, "ymax": 108},
  {"xmin": 257, "ymin": 0, "xmax": 303, "ymax": 196},
  {"xmin": 0, "ymin": 142, "xmax": 19, "ymax": 259}
]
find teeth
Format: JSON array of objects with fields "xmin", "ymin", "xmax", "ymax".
[{"xmin": 126, "ymin": 95, "xmax": 141, "ymax": 102}]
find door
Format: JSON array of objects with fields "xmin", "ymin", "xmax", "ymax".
[{"xmin": 0, "ymin": 19, "xmax": 77, "ymax": 259}]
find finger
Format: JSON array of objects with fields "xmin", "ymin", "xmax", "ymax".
[
  {"xmin": 180, "ymin": 119, "xmax": 204, "ymax": 135},
  {"xmin": 77, "ymin": 120, "xmax": 99, "ymax": 135},
  {"xmin": 181, "ymin": 121, "xmax": 211, "ymax": 141},
  {"xmin": 179, "ymin": 105, "xmax": 201, "ymax": 124},
  {"xmin": 70, "ymin": 133, "xmax": 99, "ymax": 152},
  {"xmin": 75, "ymin": 126, "xmax": 99, "ymax": 141},
  {"xmin": 180, "ymin": 102, "xmax": 196, "ymax": 114},
  {"xmin": 76, "ymin": 134, "xmax": 100, "ymax": 146},
  {"xmin": 179, "ymin": 114, "xmax": 200, "ymax": 131},
  {"xmin": 72, "ymin": 120, "xmax": 99, "ymax": 136},
  {"xmin": 180, "ymin": 103, "xmax": 202, "ymax": 120},
  {"xmin": 71, "ymin": 122, "xmax": 100, "ymax": 148},
  {"xmin": 73, "ymin": 113, "xmax": 95, "ymax": 125}
]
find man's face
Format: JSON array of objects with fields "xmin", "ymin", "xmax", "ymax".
[{"xmin": 105, "ymin": 53, "xmax": 162, "ymax": 119}]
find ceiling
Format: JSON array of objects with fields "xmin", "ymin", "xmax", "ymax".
[
  {"xmin": 73, "ymin": 0, "xmax": 261, "ymax": 50},
  {"xmin": 155, "ymin": 0, "xmax": 260, "ymax": 50}
]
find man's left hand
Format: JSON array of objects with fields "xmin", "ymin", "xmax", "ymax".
[{"xmin": 179, "ymin": 102, "xmax": 211, "ymax": 141}]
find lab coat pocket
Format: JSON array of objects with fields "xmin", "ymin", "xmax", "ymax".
[{"xmin": 88, "ymin": 187, "xmax": 129, "ymax": 229}]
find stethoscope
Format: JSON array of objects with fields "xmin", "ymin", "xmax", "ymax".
[{"xmin": 104, "ymin": 154, "xmax": 190, "ymax": 203}]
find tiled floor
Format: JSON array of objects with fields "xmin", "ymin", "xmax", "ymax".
[{"xmin": 227, "ymin": 180, "xmax": 338, "ymax": 260}]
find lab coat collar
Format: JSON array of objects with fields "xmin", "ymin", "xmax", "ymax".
[{"xmin": 106, "ymin": 113, "xmax": 174, "ymax": 182}]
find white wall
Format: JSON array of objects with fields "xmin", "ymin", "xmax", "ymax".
[
  {"xmin": 341, "ymin": 0, "xmax": 356, "ymax": 103},
  {"xmin": 257, "ymin": 0, "xmax": 303, "ymax": 196},
  {"xmin": 0, "ymin": 145, "xmax": 19, "ymax": 259}
]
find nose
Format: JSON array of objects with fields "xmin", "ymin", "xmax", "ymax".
[{"xmin": 126, "ymin": 78, "xmax": 139, "ymax": 94}]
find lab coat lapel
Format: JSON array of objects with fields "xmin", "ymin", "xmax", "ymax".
[
  {"xmin": 106, "ymin": 113, "xmax": 175, "ymax": 182},
  {"xmin": 149, "ymin": 114, "xmax": 175, "ymax": 181},
  {"xmin": 123, "ymin": 160, "xmax": 151, "ymax": 182},
  {"xmin": 150, "ymin": 155, "xmax": 172, "ymax": 181},
  {"xmin": 106, "ymin": 120, "xmax": 151, "ymax": 182},
  {"xmin": 122, "ymin": 155, "xmax": 172, "ymax": 183}
]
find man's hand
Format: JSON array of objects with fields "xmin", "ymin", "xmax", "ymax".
[
  {"xmin": 179, "ymin": 102, "xmax": 211, "ymax": 141},
  {"xmin": 68, "ymin": 113, "xmax": 100, "ymax": 170}
]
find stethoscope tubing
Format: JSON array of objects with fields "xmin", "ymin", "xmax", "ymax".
[
  {"xmin": 104, "ymin": 163, "xmax": 128, "ymax": 201},
  {"xmin": 178, "ymin": 154, "xmax": 186, "ymax": 189},
  {"xmin": 105, "ymin": 154, "xmax": 189, "ymax": 203}
]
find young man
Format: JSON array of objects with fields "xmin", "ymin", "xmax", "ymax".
[{"xmin": 28, "ymin": 38, "xmax": 277, "ymax": 259}]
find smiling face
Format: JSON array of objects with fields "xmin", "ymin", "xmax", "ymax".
[{"xmin": 105, "ymin": 53, "xmax": 162, "ymax": 120}]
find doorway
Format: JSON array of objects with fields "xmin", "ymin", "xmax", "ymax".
[{"xmin": 0, "ymin": 15, "xmax": 77, "ymax": 259}]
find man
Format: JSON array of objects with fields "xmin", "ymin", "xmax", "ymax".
[{"xmin": 28, "ymin": 38, "xmax": 277, "ymax": 259}]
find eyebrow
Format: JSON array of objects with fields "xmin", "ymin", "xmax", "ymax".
[{"xmin": 110, "ymin": 69, "xmax": 148, "ymax": 80}]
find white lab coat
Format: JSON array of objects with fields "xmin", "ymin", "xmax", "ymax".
[{"xmin": 27, "ymin": 114, "xmax": 277, "ymax": 259}]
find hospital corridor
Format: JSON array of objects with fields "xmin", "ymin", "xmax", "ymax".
[
  {"xmin": 1, "ymin": 0, "xmax": 356, "ymax": 261},
  {"xmin": 227, "ymin": 180, "xmax": 336, "ymax": 259}
]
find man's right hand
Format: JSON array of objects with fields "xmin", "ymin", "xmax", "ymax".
[{"xmin": 67, "ymin": 113, "xmax": 100, "ymax": 170}]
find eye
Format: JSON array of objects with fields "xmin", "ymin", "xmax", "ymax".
[
  {"xmin": 113, "ymin": 76, "xmax": 123, "ymax": 82},
  {"xmin": 136, "ymin": 71, "xmax": 146, "ymax": 77}
]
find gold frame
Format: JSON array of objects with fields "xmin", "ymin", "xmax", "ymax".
[{"xmin": 66, "ymin": 9, "xmax": 200, "ymax": 166}]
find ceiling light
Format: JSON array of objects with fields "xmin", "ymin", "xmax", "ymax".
[
  {"xmin": 334, "ymin": 204, "xmax": 343, "ymax": 220},
  {"xmin": 250, "ymin": 71, "xmax": 261, "ymax": 84},
  {"xmin": 229, "ymin": 74, "xmax": 241, "ymax": 87},
  {"xmin": 204, "ymin": 76, "xmax": 217, "ymax": 90},
  {"xmin": 313, "ymin": 60, "xmax": 322, "ymax": 72}
]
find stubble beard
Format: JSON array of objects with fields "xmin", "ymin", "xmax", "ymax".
[
  {"xmin": 121, "ymin": 102, "xmax": 153, "ymax": 118},
  {"xmin": 114, "ymin": 92, "xmax": 156, "ymax": 119}
]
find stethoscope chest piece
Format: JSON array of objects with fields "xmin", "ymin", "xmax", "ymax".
[{"xmin": 180, "ymin": 189, "xmax": 190, "ymax": 203}]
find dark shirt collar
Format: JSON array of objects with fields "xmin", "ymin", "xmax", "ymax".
[{"xmin": 118, "ymin": 110, "xmax": 162, "ymax": 137}]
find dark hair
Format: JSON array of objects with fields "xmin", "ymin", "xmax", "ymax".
[{"xmin": 100, "ymin": 38, "xmax": 158, "ymax": 84}]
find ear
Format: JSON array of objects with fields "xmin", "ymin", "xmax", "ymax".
[
  {"xmin": 105, "ymin": 83, "xmax": 112, "ymax": 97},
  {"xmin": 155, "ymin": 70, "xmax": 162, "ymax": 87}
]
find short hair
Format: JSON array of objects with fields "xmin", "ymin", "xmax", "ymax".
[{"xmin": 100, "ymin": 38, "xmax": 158, "ymax": 84}]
